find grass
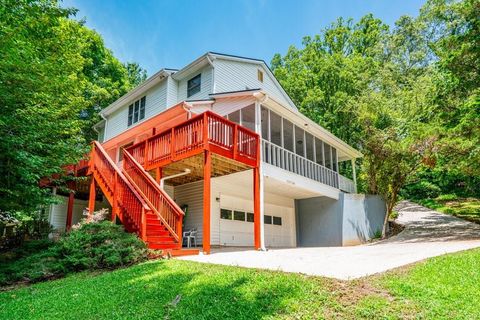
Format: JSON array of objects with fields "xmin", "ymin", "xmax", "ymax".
[
  {"xmin": 417, "ymin": 196, "xmax": 480, "ymax": 224},
  {"xmin": 2, "ymin": 248, "xmax": 480, "ymax": 319}
]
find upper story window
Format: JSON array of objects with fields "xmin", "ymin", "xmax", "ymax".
[
  {"xmin": 128, "ymin": 96, "xmax": 146, "ymax": 126},
  {"xmin": 257, "ymin": 69, "xmax": 264, "ymax": 82},
  {"xmin": 187, "ymin": 74, "xmax": 201, "ymax": 98}
]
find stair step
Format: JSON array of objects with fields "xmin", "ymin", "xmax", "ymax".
[
  {"xmin": 148, "ymin": 242, "xmax": 180, "ymax": 250},
  {"xmin": 146, "ymin": 230, "xmax": 170, "ymax": 237},
  {"xmin": 147, "ymin": 236, "xmax": 176, "ymax": 242},
  {"xmin": 165, "ymin": 249, "xmax": 200, "ymax": 257},
  {"xmin": 147, "ymin": 217, "xmax": 162, "ymax": 224},
  {"xmin": 147, "ymin": 225, "xmax": 168, "ymax": 231}
]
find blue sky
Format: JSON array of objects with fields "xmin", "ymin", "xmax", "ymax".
[{"xmin": 63, "ymin": 0, "xmax": 425, "ymax": 75}]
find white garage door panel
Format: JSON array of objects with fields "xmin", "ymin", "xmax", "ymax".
[
  {"xmin": 219, "ymin": 195, "xmax": 295, "ymax": 247},
  {"xmin": 264, "ymin": 204, "xmax": 295, "ymax": 247}
]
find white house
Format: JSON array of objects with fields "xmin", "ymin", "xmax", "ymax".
[{"xmin": 48, "ymin": 52, "xmax": 386, "ymax": 254}]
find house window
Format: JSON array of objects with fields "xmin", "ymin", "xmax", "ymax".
[
  {"xmin": 128, "ymin": 96, "xmax": 146, "ymax": 126},
  {"xmin": 187, "ymin": 74, "xmax": 201, "ymax": 98},
  {"xmin": 264, "ymin": 215, "xmax": 272, "ymax": 224},
  {"xmin": 247, "ymin": 212, "xmax": 254, "ymax": 222},
  {"xmin": 220, "ymin": 208, "xmax": 232, "ymax": 220},
  {"xmin": 257, "ymin": 69, "xmax": 264, "ymax": 82},
  {"xmin": 234, "ymin": 211, "xmax": 245, "ymax": 221},
  {"xmin": 273, "ymin": 216, "xmax": 282, "ymax": 226}
]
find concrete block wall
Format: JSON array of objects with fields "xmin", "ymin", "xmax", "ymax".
[{"xmin": 295, "ymin": 193, "xmax": 386, "ymax": 247}]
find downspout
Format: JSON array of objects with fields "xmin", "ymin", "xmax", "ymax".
[
  {"xmin": 183, "ymin": 103, "xmax": 193, "ymax": 119},
  {"xmin": 160, "ymin": 169, "xmax": 191, "ymax": 189},
  {"xmin": 99, "ymin": 113, "xmax": 108, "ymax": 142}
]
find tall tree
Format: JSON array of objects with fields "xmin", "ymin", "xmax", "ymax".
[{"xmin": 0, "ymin": 0, "xmax": 146, "ymax": 212}]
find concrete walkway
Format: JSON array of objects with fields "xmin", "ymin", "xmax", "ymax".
[{"xmin": 179, "ymin": 201, "xmax": 480, "ymax": 279}]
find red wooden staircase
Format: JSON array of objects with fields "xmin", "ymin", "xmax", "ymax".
[
  {"xmin": 85, "ymin": 111, "xmax": 260, "ymax": 254},
  {"xmin": 89, "ymin": 141, "xmax": 185, "ymax": 251}
]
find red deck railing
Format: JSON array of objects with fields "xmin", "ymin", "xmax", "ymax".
[
  {"xmin": 90, "ymin": 141, "xmax": 149, "ymax": 239},
  {"xmin": 126, "ymin": 111, "xmax": 259, "ymax": 170},
  {"xmin": 122, "ymin": 150, "xmax": 184, "ymax": 242}
]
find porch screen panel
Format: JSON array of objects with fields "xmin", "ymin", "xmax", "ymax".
[
  {"xmin": 305, "ymin": 132, "xmax": 314, "ymax": 161},
  {"xmin": 332, "ymin": 148, "xmax": 338, "ymax": 172},
  {"xmin": 295, "ymin": 126, "xmax": 305, "ymax": 157},
  {"xmin": 241, "ymin": 104, "xmax": 255, "ymax": 131},
  {"xmin": 324, "ymin": 143, "xmax": 332, "ymax": 169},
  {"xmin": 283, "ymin": 118, "xmax": 294, "ymax": 152},
  {"xmin": 315, "ymin": 138, "xmax": 324, "ymax": 166},
  {"xmin": 270, "ymin": 111, "xmax": 282, "ymax": 146},
  {"xmin": 228, "ymin": 110, "xmax": 240, "ymax": 125},
  {"xmin": 261, "ymin": 106, "xmax": 269, "ymax": 139}
]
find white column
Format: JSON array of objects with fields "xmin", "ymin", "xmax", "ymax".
[{"xmin": 255, "ymin": 101, "xmax": 266, "ymax": 250}]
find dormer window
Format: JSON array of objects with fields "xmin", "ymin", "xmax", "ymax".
[
  {"xmin": 187, "ymin": 74, "xmax": 201, "ymax": 98},
  {"xmin": 257, "ymin": 69, "xmax": 264, "ymax": 82},
  {"xmin": 128, "ymin": 96, "xmax": 146, "ymax": 126}
]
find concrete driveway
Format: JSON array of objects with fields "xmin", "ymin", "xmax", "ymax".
[{"xmin": 179, "ymin": 201, "xmax": 480, "ymax": 279}]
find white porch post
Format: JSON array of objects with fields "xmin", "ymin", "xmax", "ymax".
[
  {"xmin": 255, "ymin": 101, "xmax": 266, "ymax": 250},
  {"xmin": 351, "ymin": 158, "xmax": 357, "ymax": 193}
]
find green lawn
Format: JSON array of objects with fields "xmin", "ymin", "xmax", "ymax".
[
  {"xmin": 418, "ymin": 196, "xmax": 480, "ymax": 224},
  {"xmin": 2, "ymin": 248, "xmax": 480, "ymax": 319}
]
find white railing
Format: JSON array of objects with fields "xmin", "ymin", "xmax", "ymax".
[
  {"xmin": 261, "ymin": 139, "xmax": 339, "ymax": 189},
  {"xmin": 338, "ymin": 174, "xmax": 356, "ymax": 193}
]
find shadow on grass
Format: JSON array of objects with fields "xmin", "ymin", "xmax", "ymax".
[{"xmin": 1, "ymin": 259, "xmax": 312, "ymax": 320}]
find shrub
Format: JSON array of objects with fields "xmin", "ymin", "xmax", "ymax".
[
  {"xmin": 54, "ymin": 221, "xmax": 147, "ymax": 271},
  {"xmin": 401, "ymin": 181, "xmax": 442, "ymax": 200},
  {"xmin": 0, "ymin": 211, "xmax": 147, "ymax": 286},
  {"xmin": 390, "ymin": 211, "xmax": 399, "ymax": 220},
  {"xmin": 436, "ymin": 194, "xmax": 458, "ymax": 202}
]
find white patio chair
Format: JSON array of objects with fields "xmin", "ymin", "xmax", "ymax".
[
  {"xmin": 182, "ymin": 229, "xmax": 191, "ymax": 247},
  {"xmin": 187, "ymin": 228, "xmax": 197, "ymax": 248}
]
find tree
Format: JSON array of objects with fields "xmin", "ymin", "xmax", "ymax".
[
  {"xmin": 0, "ymin": 0, "xmax": 147, "ymax": 212},
  {"xmin": 126, "ymin": 62, "xmax": 148, "ymax": 87},
  {"xmin": 271, "ymin": 8, "xmax": 442, "ymax": 235},
  {"xmin": 271, "ymin": 15, "xmax": 389, "ymax": 147}
]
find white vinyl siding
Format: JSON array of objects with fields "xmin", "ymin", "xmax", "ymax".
[
  {"xmin": 173, "ymin": 181, "xmax": 205, "ymax": 244},
  {"xmin": 177, "ymin": 65, "xmax": 213, "ymax": 101},
  {"xmin": 48, "ymin": 196, "xmax": 110, "ymax": 233},
  {"xmin": 166, "ymin": 76, "xmax": 179, "ymax": 107},
  {"xmin": 212, "ymin": 96, "xmax": 256, "ymax": 116},
  {"xmin": 213, "ymin": 59, "xmax": 290, "ymax": 107},
  {"xmin": 104, "ymin": 79, "xmax": 168, "ymax": 141}
]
